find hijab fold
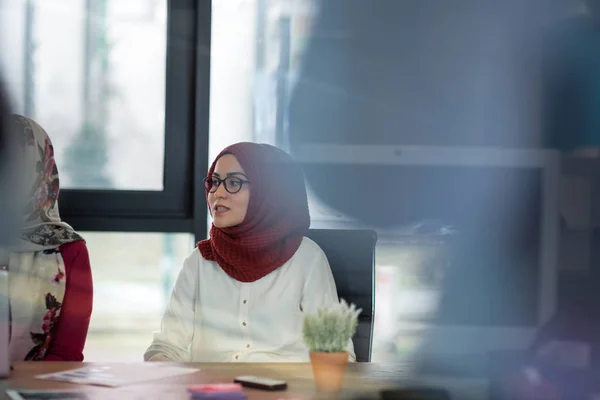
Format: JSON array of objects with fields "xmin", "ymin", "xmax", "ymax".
[
  {"xmin": 11, "ymin": 115, "xmax": 82, "ymax": 252},
  {"xmin": 7, "ymin": 115, "xmax": 83, "ymax": 361}
]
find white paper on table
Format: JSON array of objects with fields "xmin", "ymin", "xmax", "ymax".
[{"xmin": 35, "ymin": 363, "xmax": 199, "ymax": 387}]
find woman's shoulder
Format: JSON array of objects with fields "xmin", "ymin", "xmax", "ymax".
[
  {"xmin": 293, "ymin": 237, "xmax": 335, "ymax": 280},
  {"xmin": 299, "ymin": 236, "xmax": 321, "ymax": 250},
  {"xmin": 57, "ymin": 240, "xmax": 89, "ymax": 260},
  {"xmin": 185, "ymin": 247, "xmax": 205, "ymax": 264},
  {"xmin": 185, "ymin": 247, "xmax": 218, "ymax": 271},
  {"xmin": 294, "ymin": 236, "xmax": 327, "ymax": 261},
  {"xmin": 54, "ymin": 241, "xmax": 90, "ymax": 277},
  {"xmin": 57, "ymin": 240, "xmax": 87, "ymax": 252}
]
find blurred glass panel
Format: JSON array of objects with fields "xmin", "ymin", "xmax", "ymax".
[
  {"xmin": 373, "ymin": 240, "xmax": 448, "ymax": 362},
  {"xmin": 1, "ymin": 0, "xmax": 167, "ymax": 190},
  {"xmin": 209, "ymin": 0, "xmax": 316, "ymax": 160},
  {"xmin": 82, "ymin": 232, "xmax": 195, "ymax": 362}
]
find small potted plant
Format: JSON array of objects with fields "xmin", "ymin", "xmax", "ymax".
[{"xmin": 302, "ymin": 299, "xmax": 362, "ymax": 393}]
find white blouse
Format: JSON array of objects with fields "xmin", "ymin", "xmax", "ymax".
[{"xmin": 145, "ymin": 237, "xmax": 355, "ymax": 362}]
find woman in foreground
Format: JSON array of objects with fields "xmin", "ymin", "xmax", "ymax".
[
  {"xmin": 7, "ymin": 115, "xmax": 93, "ymax": 361},
  {"xmin": 145, "ymin": 142, "xmax": 354, "ymax": 362}
]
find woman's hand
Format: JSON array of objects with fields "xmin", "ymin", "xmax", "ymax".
[{"xmin": 148, "ymin": 354, "xmax": 172, "ymax": 362}]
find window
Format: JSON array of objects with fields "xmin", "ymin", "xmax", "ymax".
[
  {"xmin": 1, "ymin": 0, "xmax": 199, "ymax": 228},
  {"xmin": 82, "ymin": 232, "xmax": 195, "ymax": 362},
  {"xmin": 207, "ymin": 0, "xmax": 317, "ymax": 233},
  {"xmin": 3, "ymin": 0, "xmax": 167, "ymax": 191},
  {"xmin": 209, "ymin": 0, "xmax": 316, "ymax": 158},
  {"xmin": 1, "ymin": 0, "xmax": 206, "ymax": 361}
]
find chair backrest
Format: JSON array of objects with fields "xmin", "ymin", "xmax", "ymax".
[{"xmin": 306, "ymin": 229, "xmax": 377, "ymax": 362}]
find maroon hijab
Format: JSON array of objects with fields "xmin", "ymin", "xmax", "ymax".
[{"xmin": 197, "ymin": 142, "xmax": 310, "ymax": 282}]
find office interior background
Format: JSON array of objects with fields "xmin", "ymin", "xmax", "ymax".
[{"xmin": 0, "ymin": 0, "xmax": 596, "ymax": 363}]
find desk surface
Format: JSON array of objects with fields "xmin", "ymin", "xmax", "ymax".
[{"xmin": 0, "ymin": 362, "xmax": 488, "ymax": 399}]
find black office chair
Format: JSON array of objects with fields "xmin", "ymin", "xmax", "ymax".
[{"xmin": 307, "ymin": 229, "xmax": 377, "ymax": 362}]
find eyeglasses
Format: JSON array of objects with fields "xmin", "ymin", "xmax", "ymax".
[{"xmin": 204, "ymin": 176, "xmax": 250, "ymax": 194}]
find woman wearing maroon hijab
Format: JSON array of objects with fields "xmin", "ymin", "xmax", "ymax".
[{"xmin": 145, "ymin": 142, "xmax": 355, "ymax": 362}]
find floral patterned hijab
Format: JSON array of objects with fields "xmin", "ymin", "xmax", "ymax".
[{"xmin": 11, "ymin": 115, "xmax": 82, "ymax": 252}]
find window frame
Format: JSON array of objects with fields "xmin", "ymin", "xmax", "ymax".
[{"xmin": 59, "ymin": 0, "xmax": 211, "ymax": 241}]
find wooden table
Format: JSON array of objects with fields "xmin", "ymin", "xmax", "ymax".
[{"xmin": 0, "ymin": 362, "xmax": 488, "ymax": 399}]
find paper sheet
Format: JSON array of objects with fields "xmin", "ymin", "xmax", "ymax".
[{"xmin": 35, "ymin": 363, "xmax": 199, "ymax": 387}]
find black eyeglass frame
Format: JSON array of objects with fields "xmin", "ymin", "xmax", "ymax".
[{"xmin": 203, "ymin": 176, "xmax": 250, "ymax": 194}]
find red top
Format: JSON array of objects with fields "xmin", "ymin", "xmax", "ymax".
[{"xmin": 44, "ymin": 241, "xmax": 93, "ymax": 361}]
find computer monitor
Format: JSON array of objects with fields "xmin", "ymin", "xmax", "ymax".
[{"xmin": 295, "ymin": 144, "xmax": 560, "ymax": 362}]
